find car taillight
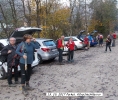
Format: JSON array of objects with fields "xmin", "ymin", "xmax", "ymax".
[{"xmin": 41, "ymin": 48, "xmax": 50, "ymax": 52}]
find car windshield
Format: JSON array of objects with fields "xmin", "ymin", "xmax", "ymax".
[{"xmin": 43, "ymin": 40, "xmax": 56, "ymax": 46}]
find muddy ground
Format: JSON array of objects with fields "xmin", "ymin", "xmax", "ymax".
[{"xmin": 0, "ymin": 41, "xmax": 118, "ymax": 100}]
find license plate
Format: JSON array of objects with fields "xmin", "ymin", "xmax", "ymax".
[{"xmin": 52, "ymin": 49, "xmax": 57, "ymax": 51}]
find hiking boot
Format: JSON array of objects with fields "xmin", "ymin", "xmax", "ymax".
[
  {"xmin": 25, "ymin": 85, "xmax": 34, "ymax": 90},
  {"xmin": 59, "ymin": 62, "xmax": 65, "ymax": 65},
  {"xmin": 67, "ymin": 60, "xmax": 71, "ymax": 63},
  {"xmin": 9, "ymin": 84, "xmax": 16, "ymax": 87},
  {"xmin": 26, "ymin": 82, "xmax": 34, "ymax": 90},
  {"xmin": 22, "ymin": 86, "xmax": 29, "ymax": 96},
  {"xmin": 71, "ymin": 60, "xmax": 74, "ymax": 62},
  {"xmin": 15, "ymin": 81, "xmax": 21, "ymax": 84}
]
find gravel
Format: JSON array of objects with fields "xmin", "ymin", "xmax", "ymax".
[{"xmin": 0, "ymin": 41, "xmax": 118, "ymax": 100}]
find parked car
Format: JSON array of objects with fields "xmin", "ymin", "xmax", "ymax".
[
  {"xmin": 77, "ymin": 30, "xmax": 98, "ymax": 47},
  {"xmin": 63, "ymin": 36, "xmax": 84, "ymax": 53},
  {"xmin": 36, "ymin": 38, "xmax": 59, "ymax": 63},
  {"xmin": 0, "ymin": 27, "xmax": 42, "ymax": 79}
]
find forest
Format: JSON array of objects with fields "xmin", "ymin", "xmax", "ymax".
[{"xmin": 0, "ymin": 0, "xmax": 118, "ymax": 39}]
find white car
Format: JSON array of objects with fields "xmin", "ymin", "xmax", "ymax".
[
  {"xmin": 63, "ymin": 36, "xmax": 84, "ymax": 54},
  {"xmin": 0, "ymin": 27, "xmax": 42, "ymax": 79}
]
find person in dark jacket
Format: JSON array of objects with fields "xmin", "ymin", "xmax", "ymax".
[
  {"xmin": 105, "ymin": 35, "xmax": 111, "ymax": 52},
  {"xmin": 57, "ymin": 36, "xmax": 65, "ymax": 65},
  {"xmin": 1, "ymin": 37, "xmax": 20, "ymax": 87},
  {"xmin": 16, "ymin": 34, "xmax": 40, "ymax": 95},
  {"xmin": 66, "ymin": 37, "xmax": 75, "ymax": 62}
]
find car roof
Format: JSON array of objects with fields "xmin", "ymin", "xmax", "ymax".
[
  {"xmin": 36, "ymin": 38, "xmax": 54, "ymax": 42},
  {"xmin": 65, "ymin": 36, "xmax": 77, "ymax": 38},
  {"xmin": 15, "ymin": 27, "xmax": 42, "ymax": 31}
]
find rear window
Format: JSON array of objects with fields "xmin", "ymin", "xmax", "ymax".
[
  {"xmin": 72, "ymin": 38, "xmax": 77, "ymax": 41},
  {"xmin": 43, "ymin": 40, "xmax": 56, "ymax": 46},
  {"xmin": 64, "ymin": 38, "xmax": 70, "ymax": 41},
  {"xmin": 64, "ymin": 37, "xmax": 77, "ymax": 41}
]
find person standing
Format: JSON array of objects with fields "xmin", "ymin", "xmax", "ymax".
[
  {"xmin": 83, "ymin": 36, "xmax": 89, "ymax": 50},
  {"xmin": 57, "ymin": 36, "xmax": 65, "ymax": 65},
  {"xmin": 109, "ymin": 32, "xmax": 113, "ymax": 46},
  {"xmin": 87, "ymin": 33, "xmax": 93, "ymax": 49},
  {"xmin": 1, "ymin": 37, "xmax": 20, "ymax": 87},
  {"xmin": 112, "ymin": 32, "xmax": 117, "ymax": 47},
  {"xmin": 105, "ymin": 35, "xmax": 111, "ymax": 52},
  {"xmin": 96, "ymin": 33, "xmax": 100, "ymax": 46},
  {"xmin": 16, "ymin": 34, "xmax": 40, "ymax": 95},
  {"xmin": 66, "ymin": 37, "xmax": 75, "ymax": 62},
  {"xmin": 99, "ymin": 34, "xmax": 103, "ymax": 47}
]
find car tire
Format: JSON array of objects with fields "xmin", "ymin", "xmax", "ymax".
[
  {"xmin": 74, "ymin": 45, "xmax": 78, "ymax": 51},
  {"xmin": 51, "ymin": 57, "xmax": 56, "ymax": 61},
  {"xmin": 0, "ymin": 67, "xmax": 7, "ymax": 80},
  {"xmin": 38, "ymin": 54, "xmax": 43, "ymax": 64}
]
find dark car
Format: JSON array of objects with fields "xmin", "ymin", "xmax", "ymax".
[{"xmin": 77, "ymin": 30, "xmax": 98, "ymax": 46}]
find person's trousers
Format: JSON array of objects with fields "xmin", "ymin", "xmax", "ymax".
[
  {"xmin": 58, "ymin": 49, "xmax": 63, "ymax": 63},
  {"xmin": 112, "ymin": 39, "xmax": 115, "ymax": 47},
  {"xmin": 8, "ymin": 66, "xmax": 18, "ymax": 84},
  {"xmin": 67, "ymin": 50, "xmax": 74, "ymax": 61},
  {"xmin": 20, "ymin": 63, "xmax": 32, "ymax": 84},
  {"xmin": 105, "ymin": 44, "xmax": 111, "ymax": 51}
]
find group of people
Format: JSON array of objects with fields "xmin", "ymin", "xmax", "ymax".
[
  {"xmin": 57, "ymin": 32, "xmax": 117, "ymax": 65},
  {"xmin": 1, "ymin": 34, "xmax": 40, "ymax": 96},
  {"xmin": 57, "ymin": 36, "xmax": 75, "ymax": 65},
  {"xmin": 97, "ymin": 32, "xmax": 117, "ymax": 52},
  {"xmin": 1, "ymin": 32, "xmax": 117, "ymax": 96}
]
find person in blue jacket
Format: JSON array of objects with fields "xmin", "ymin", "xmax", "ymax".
[
  {"xmin": 87, "ymin": 33, "xmax": 93, "ymax": 48},
  {"xmin": 16, "ymin": 34, "xmax": 39, "ymax": 95}
]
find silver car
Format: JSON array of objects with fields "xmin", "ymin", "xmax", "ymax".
[
  {"xmin": 36, "ymin": 38, "xmax": 59, "ymax": 63},
  {"xmin": 63, "ymin": 36, "xmax": 84, "ymax": 54}
]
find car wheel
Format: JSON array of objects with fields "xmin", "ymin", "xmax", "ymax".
[
  {"xmin": 74, "ymin": 45, "xmax": 78, "ymax": 51},
  {"xmin": 0, "ymin": 67, "xmax": 7, "ymax": 80},
  {"xmin": 51, "ymin": 57, "xmax": 56, "ymax": 61},
  {"xmin": 38, "ymin": 54, "xmax": 43, "ymax": 64}
]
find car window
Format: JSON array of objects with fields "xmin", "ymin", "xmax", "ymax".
[
  {"xmin": 35, "ymin": 41, "xmax": 41, "ymax": 47},
  {"xmin": 72, "ymin": 38, "xmax": 77, "ymax": 41},
  {"xmin": 43, "ymin": 40, "xmax": 56, "ymax": 46},
  {"xmin": 64, "ymin": 38, "xmax": 69, "ymax": 41}
]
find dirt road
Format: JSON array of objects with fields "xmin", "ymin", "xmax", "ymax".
[{"xmin": 0, "ymin": 41, "xmax": 118, "ymax": 100}]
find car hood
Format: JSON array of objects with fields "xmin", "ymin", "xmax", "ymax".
[{"xmin": 10, "ymin": 27, "xmax": 42, "ymax": 38}]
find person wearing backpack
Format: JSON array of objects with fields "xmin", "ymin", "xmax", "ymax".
[
  {"xmin": 66, "ymin": 37, "xmax": 75, "ymax": 62},
  {"xmin": 99, "ymin": 34, "xmax": 103, "ymax": 47},
  {"xmin": 16, "ymin": 34, "xmax": 40, "ymax": 96},
  {"xmin": 1, "ymin": 37, "xmax": 20, "ymax": 87},
  {"xmin": 105, "ymin": 35, "xmax": 111, "ymax": 52},
  {"xmin": 57, "ymin": 35, "xmax": 65, "ymax": 65}
]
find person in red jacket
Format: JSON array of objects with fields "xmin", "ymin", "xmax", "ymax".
[
  {"xmin": 83, "ymin": 36, "xmax": 89, "ymax": 50},
  {"xmin": 57, "ymin": 36, "xmax": 65, "ymax": 65},
  {"xmin": 66, "ymin": 37, "xmax": 75, "ymax": 62},
  {"xmin": 112, "ymin": 32, "xmax": 117, "ymax": 47}
]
